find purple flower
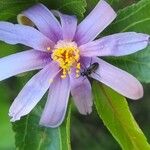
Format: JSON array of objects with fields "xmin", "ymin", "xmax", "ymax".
[{"xmin": 0, "ymin": 0, "xmax": 149, "ymax": 127}]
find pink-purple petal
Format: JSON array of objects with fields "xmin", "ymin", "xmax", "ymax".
[
  {"xmin": 40, "ymin": 75, "xmax": 70, "ymax": 128},
  {"xmin": 74, "ymin": 0, "xmax": 116, "ymax": 45},
  {"xmin": 90, "ymin": 57, "xmax": 143, "ymax": 100},
  {"xmin": 19, "ymin": 3, "xmax": 62, "ymax": 42},
  {"xmin": 0, "ymin": 50, "xmax": 50, "ymax": 81},
  {"xmin": 53, "ymin": 11, "xmax": 77, "ymax": 41},
  {"xmin": 9, "ymin": 62, "xmax": 59, "ymax": 122},
  {"xmin": 0, "ymin": 21, "xmax": 54, "ymax": 51},
  {"xmin": 80, "ymin": 32, "xmax": 150, "ymax": 57},
  {"xmin": 71, "ymin": 76, "xmax": 92, "ymax": 115}
]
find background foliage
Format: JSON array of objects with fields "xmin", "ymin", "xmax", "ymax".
[{"xmin": 0, "ymin": 0, "xmax": 150, "ymax": 150}]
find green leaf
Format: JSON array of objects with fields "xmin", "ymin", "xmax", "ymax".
[
  {"xmin": 85, "ymin": 0, "xmax": 99, "ymax": 14},
  {"xmin": 51, "ymin": 0, "xmax": 87, "ymax": 19},
  {"xmin": 107, "ymin": 0, "xmax": 136, "ymax": 10},
  {"xmin": 85, "ymin": 0, "xmax": 136, "ymax": 14},
  {"xmin": 108, "ymin": 0, "xmax": 120, "ymax": 4},
  {"xmin": 105, "ymin": 0, "xmax": 150, "ymax": 34},
  {"xmin": 13, "ymin": 102, "xmax": 71, "ymax": 150},
  {"xmin": 0, "ymin": 41, "xmax": 20, "ymax": 57},
  {"xmin": 0, "ymin": 0, "xmax": 87, "ymax": 21},
  {"xmin": 103, "ymin": 0, "xmax": 150, "ymax": 83},
  {"xmin": 0, "ymin": 84, "xmax": 15, "ymax": 149},
  {"xmin": 93, "ymin": 81, "xmax": 150, "ymax": 150},
  {"xmin": 107, "ymin": 0, "xmax": 123, "ymax": 10},
  {"xmin": 0, "ymin": 0, "xmax": 35, "ymax": 21}
]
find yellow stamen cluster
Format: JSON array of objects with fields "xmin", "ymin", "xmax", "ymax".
[{"xmin": 51, "ymin": 41, "xmax": 81, "ymax": 78}]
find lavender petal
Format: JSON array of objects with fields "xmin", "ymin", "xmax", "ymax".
[
  {"xmin": 80, "ymin": 32, "xmax": 150, "ymax": 57},
  {"xmin": 0, "ymin": 21, "xmax": 54, "ymax": 51},
  {"xmin": 74, "ymin": 0, "xmax": 116, "ymax": 45},
  {"xmin": 90, "ymin": 57, "xmax": 143, "ymax": 100},
  {"xmin": 9, "ymin": 62, "xmax": 59, "ymax": 121},
  {"xmin": 71, "ymin": 76, "xmax": 93, "ymax": 115},
  {"xmin": 19, "ymin": 3, "xmax": 62, "ymax": 42},
  {"xmin": 53, "ymin": 11, "xmax": 77, "ymax": 41},
  {"xmin": 0, "ymin": 50, "xmax": 50, "ymax": 81},
  {"xmin": 40, "ymin": 75, "xmax": 70, "ymax": 128}
]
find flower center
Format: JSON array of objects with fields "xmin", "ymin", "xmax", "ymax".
[{"xmin": 51, "ymin": 41, "xmax": 81, "ymax": 78}]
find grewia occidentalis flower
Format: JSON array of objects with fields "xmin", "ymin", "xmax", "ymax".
[{"xmin": 0, "ymin": 0, "xmax": 149, "ymax": 127}]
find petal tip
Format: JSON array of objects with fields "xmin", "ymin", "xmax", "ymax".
[
  {"xmin": 17, "ymin": 14, "xmax": 34, "ymax": 26},
  {"xmin": 132, "ymin": 83, "xmax": 144, "ymax": 100},
  {"xmin": 9, "ymin": 115, "xmax": 21, "ymax": 122},
  {"xmin": 79, "ymin": 108, "xmax": 92, "ymax": 115},
  {"xmin": 101, "ymin": 0, "xmax": 117, "ymax": 20}
]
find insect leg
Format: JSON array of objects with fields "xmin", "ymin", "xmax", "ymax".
[{"xmin": 89, "ymin": 57, "xmax": 93, "ymax": 66}]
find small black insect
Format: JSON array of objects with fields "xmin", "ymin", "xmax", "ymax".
[{"xmin": 80, "ymin": 62, "xmax": 99, "ymax": 77}]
